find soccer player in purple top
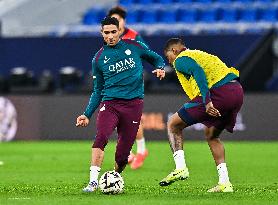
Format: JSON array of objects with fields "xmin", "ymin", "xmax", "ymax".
[{"xmin": 76, "ymin": 16, "xmax": 165, "ymax": 192}]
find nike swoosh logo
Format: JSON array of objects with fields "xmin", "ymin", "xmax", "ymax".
[
  {"xmin": 132, "ymin": 121, "xmax": 138, "ymax": 124},
  {"xmin": 172, "ymin": 170, "xmax": 183, "ymax": 176},
  {"xmin": 100, "ymin": 104, "xmax": 105, "ymax": 111},
  {"xmin": 104, "ymin": 58, "xmax": 110, "ymax": 64}
]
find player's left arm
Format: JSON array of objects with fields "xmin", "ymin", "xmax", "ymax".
[
  {"xmin": 175, "ymin": 56, "xmax": 221, "ymax": 117},
  {"xmin": 137, "ymin": 41, "xmax": 166, "ymax": 80}
]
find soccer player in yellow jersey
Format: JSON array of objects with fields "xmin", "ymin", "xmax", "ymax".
[{"xmin": 159, "ymin": 38, "xmax": 244, "ymax": 193}]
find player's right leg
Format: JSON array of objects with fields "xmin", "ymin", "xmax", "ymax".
[
  {"xmin": 160, "ymin": 98, "xmax": 209, "ymax": 187},
  {"xmin": 83, "ymin": 102, "xmax": 119, "ymax": 192},
  {"xmin": 115, "ymin": 98, "xmax": 143, "ymax": 173},
  {"xmin": 159, "ymin": 113, "xmax": 189, "ymax": 186},
  {"xmin": 205, "ymin": 126, "xmax": 233, "ymax": 193}
]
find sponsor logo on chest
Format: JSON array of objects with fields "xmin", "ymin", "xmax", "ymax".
[{"xmin": 108, "ymin": 58, "xmax": 136, "ymax": 73}]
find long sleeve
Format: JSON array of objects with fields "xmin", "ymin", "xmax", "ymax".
[
  {"xmin": 83, "ymin": 57, "xmax": 104, "ymax": 119},
  {"xmin": 175, "ymin": 56, "xmax": 211, "ymax": 104},
  {"xmin": 135, "ymin": 35, "xmax": 147, "ymax": 46},
  {"xmin": 138, "ymin": 41, "xmax": 165, "ymax": 69}
]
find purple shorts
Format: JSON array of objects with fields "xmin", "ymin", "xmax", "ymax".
[
  {"xmin": 178, "ymin": 81, "xmax": 244, "ymax": 133},
  {"xmin": 93, "ymin": 98, "xmax": 143, "ymax": 166}
]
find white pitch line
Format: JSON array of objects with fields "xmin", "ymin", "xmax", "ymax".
[{"xmin": 8, "ymin": 197, "xmax": 31, "ymax": 200}]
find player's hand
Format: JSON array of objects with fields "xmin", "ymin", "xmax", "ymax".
[
  {"xmin": 76, "ymin": 115, "xmax": 90, "ymax": 127},
  {"xmin": 152, "ymin": 69, "xmax": 165, "ymax": 80},
  {"xmin": 206, "ymin": 102, "xmax": 221, "ymax": 117}
]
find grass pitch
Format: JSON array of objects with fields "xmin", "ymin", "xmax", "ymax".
[{"xmin": 0, "ymin": 141, "xmax": 278, "ymax": 205}]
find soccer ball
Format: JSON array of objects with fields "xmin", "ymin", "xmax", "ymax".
[{"xmin": 98, "ymin": 171, "xmax": 124, "ymax": 194}]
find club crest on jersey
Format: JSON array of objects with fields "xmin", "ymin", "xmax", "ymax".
[
  {"xmin": 125, "ymin": 49, "xmax": 131, "ymax": 56},
  {"xmin": 108, "ymin": 58, "xmax": 136, "ymax": 73}
]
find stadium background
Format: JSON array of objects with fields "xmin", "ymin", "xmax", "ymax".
[
  {"xmin": 1, "ymin": 0, "xmax": 278, "ymax": 141},
  {"xmin": 0, "ymin": 0, "xmax": 278, "ymax": 204}
]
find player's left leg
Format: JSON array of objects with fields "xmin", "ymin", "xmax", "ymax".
[
  {"xmin": 205, "ymin": 127, "xmax": 233, "ymax": 193},
  {"xmin": 130, "ymin": 123, "xmax": 149, "ymax": 169},
  {"xmin": 206, "ymin": 81, "xmax": 243, "ymax": 192},
  {"xmin": 115, "ymin": 99, "xmax": 143, "ymax": 173}
]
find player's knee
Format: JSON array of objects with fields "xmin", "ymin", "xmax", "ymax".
[
  {"xmin": 92, "ymin": 135, "xmax": 109, "ymax": 151},
  {"xmin": 205, "ymin": 128, "xmax": 220, "ymax": 141},
  {"xmin": 167, "ymin": 117, "xmax": 183, "ymax": 135},
  {"xmin": 167, "ymin": 123, "xmax": 179, "ymax": 135}
]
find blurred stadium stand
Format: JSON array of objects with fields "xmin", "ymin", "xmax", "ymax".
[
  {"xmin": 7, "ymin": 67, "xmax": 55, "ymax": 94},
  {"xmin": 0, "ymin": 0, "xmax": 278, "ymax": 93},
  {"xmin": 0, "ymin": 0, "xmax": 115, "ymax": 37},
  {"xmin": 37, "ymin": 1, "xmax": 275, "ymax": 38},
  {"xmin": 0, "ymin": 0, "xmax": 278, "ymax": 36},
  {"xmin": 59, "ymin": 66, "xmax": 83, "ymax": 93}
]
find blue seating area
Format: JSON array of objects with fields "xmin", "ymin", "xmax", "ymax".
[
  {"xmin": 82, "ymin": 6, "xmax": 278, "ymax": 25},
  {"xmin": 198, "ymin": 8, "xmax": 218, "ymax": 22},
  {"xmin": 158, "ymin": 9, "xmax": 176, "ymax": 23},
  {"xmin": 141, "ymin": 10, "xmax": 157, "ymax": 24},
  {"xmin": 238, "ymin": 8, "xmax": 257, "ymax": 22},
  {"xmin": 82, "ymin": 8, "xmax": 106, "ymax": 25},
  {"xmin": 177, "ymin": 9, "xmax": 197, "ymax": 23},
  {"xmin": 259, "ymin": 8, "xmax": 277, "ymax": 22},
  {"xmin": 119, "ymin": 0, "xmax": 275, "ymax": 4},
  {"xmin": 218, "ymin": 8, "xmax": 237, "ymax": 22},
  {"xmin": 73, "ymin": 0, "xmax": 278, "ymax": 35}
]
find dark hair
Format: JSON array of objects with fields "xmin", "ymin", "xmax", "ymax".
[
  {"xmin": 107, "ymin": 6, "xmax": 127, "ymax": 19},
  {"xmin": 101, "ymin": 16, "xmax": 119, "ymax": 28},
  {"xmin": 164, "ymin": 38, "xmax": 185, "ymax": 51}
]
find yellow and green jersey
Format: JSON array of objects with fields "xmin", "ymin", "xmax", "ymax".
[{"xmin": 174, "ymin": 49, "xmax": 239, "ymax": 104}]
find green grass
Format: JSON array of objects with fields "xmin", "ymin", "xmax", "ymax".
[{"xmin": 0, "ymin": 141, "xmax": 278, "ymax": 205}]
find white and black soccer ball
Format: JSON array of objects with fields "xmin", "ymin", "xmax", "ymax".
[{"xmin": 98, "ymin": 171, "xmax": 124, "ymax": 194}]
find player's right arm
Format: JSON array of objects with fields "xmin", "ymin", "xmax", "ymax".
[{"xmin": 76, "ymin": 56, "xmax": 104, "ymax": 127}]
